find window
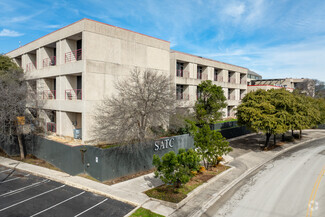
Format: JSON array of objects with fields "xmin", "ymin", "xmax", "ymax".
[
  {"xmin": 177, "ymin": 62, "xmax": 184, "ymax": 77},
  {"xmin": 176, "ymin": 85, "xmax": 184, "ymax": 100},
  {"xmin": 197, "ymin": 87, "xmax": 202, "ymax": 100},
  {"xmin": 197, "ymin": 66, "xmax": 203, "ymax": 79}
]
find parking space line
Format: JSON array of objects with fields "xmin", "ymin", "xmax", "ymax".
[
  {"xmin": 0, "ymin": 185, "xmax": 65, "ymax": 212},
  {"xmin": 0, "ymin": 179, "xmax": 50, "ymax": 197},
  {"xmin": 0, "ymin": 169, "xmax": 12, "ymax": 174},
  {"xmin": 74, "ymin": 198, "xmax": 108, "ymax": 217},
  {"xmin": 30, "ymin": 191, "xmax": 85, "ymax": 217},
  {"xmin": 1, "ymin": 174, "xmax": 30, "ymax": 184}
]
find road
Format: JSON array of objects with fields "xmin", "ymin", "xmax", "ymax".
[
  {"xmin": 202, "ymin": 138, "xmax": 325, "ymax": 217},
  {"xmin": 0, "ymin": 165, "xmax": 134, "ymax": 217}
]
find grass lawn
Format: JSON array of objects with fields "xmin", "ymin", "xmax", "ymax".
[
  {"xmin": 130, "ymin": 207, "xmax": 164, "ymax": 217},
  {"xmin": 145, "ymin": 164, "xmax": 229, "ymax": 203}
]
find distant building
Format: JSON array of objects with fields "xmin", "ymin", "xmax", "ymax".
[
  {"xmin": 247, "ymin": 70, "xmax": 262, "ymax": 85},
  {"xmin": 248, "ymin": 78, "xmax": 313, "ymax": 93}
]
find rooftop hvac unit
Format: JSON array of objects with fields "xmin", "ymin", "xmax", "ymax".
[{"xmin": 74, "ymin": 128, "xmax": 82, "ymax": 139}]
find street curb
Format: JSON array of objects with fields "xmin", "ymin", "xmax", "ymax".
[
  {"xmin": 188, "ymin": 135, "xmax": 325, "ymax": 217},
  {"xmin": 147, "ymin": 166, "xmax": 235, "ymax": 209}
]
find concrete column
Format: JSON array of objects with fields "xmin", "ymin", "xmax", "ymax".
[
  {"xmin": 222, "ymin": 70, "xmax": 228, "ymax": 82},
  {"xmin": 56, "ymin": 40, "xmax": 62, "ymax": 65},
  {"xmin": 36, "ymin": 48, "xmax": 41, "ymax": 70}
]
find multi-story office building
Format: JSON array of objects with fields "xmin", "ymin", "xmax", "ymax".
[
  {"xmin": 6, "ymin": 18, "xmax": 248, "ymax": 144},
  {"xmin": 170, "ymin": 50, "xmax": 248, "ymax": 118}
]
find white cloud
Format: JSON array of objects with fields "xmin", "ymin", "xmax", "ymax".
[
  {"xmin": 196, "ymin": 37, "xmax": 325, "ymax": 81},
  {"xmin": 45, "ymin": 24, "xmax": 62, "ymax": 29},
  {"xmin": 223, "ymin": 3, "xmax": 246, "ymax": 19},
  {"xmin": 0, "ymin": 29, "xmax": 23, "ymax": 37}
]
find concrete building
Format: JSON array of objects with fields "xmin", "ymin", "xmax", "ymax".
[
  {"xmin": 247, "ymin": 78, "xmax": 310, "ymax": 93},
  {"xmin": 6, "ymin": 18, "xmax": 248, "ymax": 144},
  {"xmin": 247, "ymin": 70, "xmax": 262, "ymax": 85},
  {"xmin": 170, "ymin": 50, "xmax": 248, "ymax": 118}
]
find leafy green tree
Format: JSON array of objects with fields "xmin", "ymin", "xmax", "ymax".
[
  {"xmin": 195, "ymin": 80, "xmax": 227, "ymax": 124},
  {"xmin": 0, "ymin": 55, "xmax": 27, "ymax": 159},
  {"xmin": 153, "ymin": 148, "xmax": 200, "ymax": 188},
  {"xmin": 291, "ymin": 94, "xmax": 320, "ymax": 138},
  {"xmin": 237, "ymin": 89, "xmax": 291, "ymax": 148},
  {"xmin": 189, "ymin": 123, "xmax": 232, "ymax": 169}
]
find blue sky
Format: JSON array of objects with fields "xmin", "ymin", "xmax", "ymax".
[{"xmin": 1, "ymin": 0, "xmax": 325, "ymax": 81}]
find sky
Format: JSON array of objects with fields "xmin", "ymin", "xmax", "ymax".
[{"xmin": 0, "ymin": 0, "xmax": 324, "ymax": 81}]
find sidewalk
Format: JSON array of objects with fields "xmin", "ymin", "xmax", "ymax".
[{"xmin": 1, "ymin": 130, "xmax": 324, "ymax": 217}]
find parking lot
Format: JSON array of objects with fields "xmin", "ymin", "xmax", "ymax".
[{"xmin": 0, "ymin": 165, "xmax": 135, "ymax": 217}]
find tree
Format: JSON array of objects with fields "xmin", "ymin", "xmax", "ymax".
[
  {"xmin": 314, "ymin": 79, "xmax": 325, "ymax": 98},
  {"xmin": 153, "ymin": 148, "xmax": 200, "ymax": 188},
  {"xmin": 189, "ymin": 123, "xmax": 232, "ymax": 169},
  {"xmin": 0, "ymin": 55, "xmax": 27, "ymax": 159},
  {"xmin": 237, "ymin": 89, "xmax": 291, "ymax": 148},
  {"xmin": 295, "ymin": 79, "xmax": 315, "ymax": 97},
  {"xmin": 93, "ymin": 68, "xmax": 175, "ymax": 143},
  {"xmin": 195, "ymin": 80, "xmax": 227, "ymax": 124}
]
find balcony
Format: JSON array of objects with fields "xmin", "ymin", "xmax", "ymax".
[
  {"xmin": 42, "ymin": 90, "xmax": 56, "ymax": 100},
  {"xmin": 65, "ymin": 89, "xmax": 82, "ymax": 100},
  {"xmin": 228, "ymin": 95, "xmax": 235, "ymax": 100},
  {"xmin": 47, "ymin": 122, "xmax": 56, "ymax": 132},
  {"xmin": 240, "ymin": 79, "xmax": 247, "ymax": 84},
  {"xmin": 176, "ymin": 69, "xmax": 190, "ymax": 78},
  {"xmin": 43, "ymin": 56, "xmax": 56, "ymax": 68},
  {"xmin": 228, "ymin": 78, "xmax": 236, "ymax": 84},
  {"xmin": 65, "ymin": 49, "xmax": 82, "ymax": 63},
  {"xmin": 176, "ymin": 92, "xmax": 189, "ymax": 100},
  {"xmin": 25, "ymin": 62, "xmax": 37, "ymax": 72}
]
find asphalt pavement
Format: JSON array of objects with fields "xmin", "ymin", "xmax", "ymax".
[
  {"xmin": 0, "ymin": 165, "xmax": 135, "ymax": 217},
  {"xmin": 202, "ymin": 137, "xmax": 325, "ymax": 217}
]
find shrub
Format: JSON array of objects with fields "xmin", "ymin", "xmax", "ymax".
[{"xmin": 153, "ymin": 149, "xmax": 200, "ymax": 188}]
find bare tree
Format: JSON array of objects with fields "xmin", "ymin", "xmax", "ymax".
[
  {"xmin": 93, "ymin": 68, "xmax": 175, "ymax": 144},
  {"xmin": 295, "ymin": 79, "xmax": 316, "ymax": 97},
  {"xmin": 0, "ymin": 55, "xmax": 27, "ymax": 159}
]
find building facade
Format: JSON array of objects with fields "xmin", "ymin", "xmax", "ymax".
[{"xmin": 6, "ymin": 19, "xmax": 248, "ymax": 144}]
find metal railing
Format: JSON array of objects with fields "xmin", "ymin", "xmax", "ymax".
[
  {"xmin": 202, "ymin": 73, "xmax": 208, "ymax": 80},
  {"xmin": 47, "ymin": 122, "xmax": 56, "ymax": 133},
  {"xmin": 228, "ymin": 77, "xmax": 236, "ymax": 84},
  {"xmin": 42, "ymin": 90, "xmax": 56, "ymax": 100},
  {"xmin": 176, "ymin": 69, "xmax": 190, "ymax": 78},
  {"xmin": 43, "ymin": 56, "xmax": 56, "ymax": 68},
  {"xmin": 25, "ymin": 62, "xmax": 37, "ymax": 72},
  {"xmin": 176, "ymin": 92, "xmax": 189, "ymax": 100},
  {"xmin": 65, "ymin": 49, "xmax": 82, "ymax": 63},
  {"xmin": 65, "ymin": 89, "xmax": 82, "ymax": 100}
]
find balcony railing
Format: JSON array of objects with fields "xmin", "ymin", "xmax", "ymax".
[
  {"xmin": 43, "ymin": 90, "xmax": 56, "ymax": 100},
  {"xmin": 25, "ymin": 62, "xmax": 37, "ymax": 72},
  {"xmin": 65, "ymin": 49, "xmax": 82, "ymax": 63},
  {"xmin": 176, "ymin": 69, "xmax": 190, "ymax": 78},
  {"xmin": 47, "ymin": 122, "xmax": 56, "ymax": 133},
  {"xmin": 43, "ymin": 56, "xmax": 56, "ymax": 68},
  {"xmin": 202, "ymin": 73, "xmax": 208, "ymax": 80},
  {"xmin": 228, "ymin": 77, "xmax": 236, "ymax": 84},
  {"xmin": 65, "ymin": 89, "xmax": 82, "ymax": 100},
  {"xmin": 240, "ymin": 79, "xmax": 247, "ymax": 84},
  {"xmin": 228, "ymin": 95, "xmax": 236, "ymax": 100},
  {"xmin": 176, "ymin": 92, "xmax": 189, "ymax": 100}
]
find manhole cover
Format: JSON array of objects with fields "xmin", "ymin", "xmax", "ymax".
[{"xmin": 318, "ymin": 150, "xmax": 325, "ymax": 155}]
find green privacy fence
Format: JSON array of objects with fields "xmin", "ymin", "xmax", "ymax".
[{"xmin": 0, "ymin": 125, "xmax": 250, "ymax": 181}]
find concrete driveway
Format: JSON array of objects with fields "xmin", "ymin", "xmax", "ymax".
[
  {"xmin": 0, "ymin": 165, "xmax": 135, "ymax": 217},
  {"xmin": 202, "ymin": 137, "xmax": 325, "ymax": 217}
]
